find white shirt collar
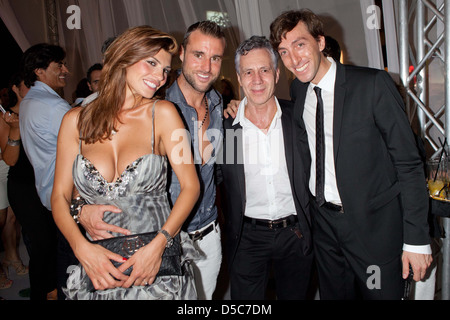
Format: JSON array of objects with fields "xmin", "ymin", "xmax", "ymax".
[
  {"xmin": 308, "ymin": 57, "xmax": 337, "ymax": 93},
  {"xmin": 233, "ymin": 96, "xmax": 283, "ymax": 128}
]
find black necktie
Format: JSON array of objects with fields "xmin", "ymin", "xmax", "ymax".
[{"xmin": 314, "ymin": 86, "xmax": 325, "ymax": 206}]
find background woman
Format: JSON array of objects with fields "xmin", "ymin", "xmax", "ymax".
[{"xmin": 0, "ymin": 73, "xmax": 30, "ymax": 292}]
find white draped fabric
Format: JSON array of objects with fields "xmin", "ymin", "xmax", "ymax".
[
  {"xmin": 0, "ymin": 0, "xmax": 30, "ymax": 51},
  {"xmin": 359, "ymin": 0, "xmax": 384, "ymax": 70},
  {"xmin": 123, "ymin": 0, "xmax": 146, "ymax": 28},
  {"xmin": 1, "ymin": 0, "xmax": 394, "ymax": 101},
  {"xmin": 382, "ymin": 0, "xmax": 400, "ymax": 81},
  {"xmin": 77, "ymin": 0, "xmax": 114, "ymax": 64},
  {"xmin": 177, "ymin": 0, "xmax": 200, "ymax": 27},
  {"xmin": 234, "ymin": 0, "xmax": 264, "ymax": 40}
]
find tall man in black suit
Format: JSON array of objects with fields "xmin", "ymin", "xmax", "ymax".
[
  {"xmin": 270, "ymin": 9, "xmax": 432, "ymax": 299},
  {"xmin": 219, "ymin": 36, "xmax": 313, "ymax": 300}
]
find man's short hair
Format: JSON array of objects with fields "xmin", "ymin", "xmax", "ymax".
[
  {"xmin": 21, "ymin": 43, "xmax": 66, "ymax": 87},
  {"xmin": 101, "ymin": 36, "xmax": 117, "ymax": 55},
  {"xmin": 87, "ymin": 63, "xmax": 103, "ymax": 83},
  {"xmin": 323, "ymin": 36, "xmax": 341, "ymax": 61},
  {"xmin": 234, "ymin": 36, "xmax": 278, "ymax": 74},
  {"xmin": 181, "ymin": 20, "xmax": 225, "ymax": 49},
  {"xmin": 269, "ymin": 9, "xmax": 325, "ymax": 51}
]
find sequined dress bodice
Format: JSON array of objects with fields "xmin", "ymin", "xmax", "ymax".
[{"xmin": 73, "ymin": 153, "xmax": 170, "ymax": 237}]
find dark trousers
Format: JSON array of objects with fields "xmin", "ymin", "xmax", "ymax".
[
  {"xmin": 56, "ymin": 228, "xmax": 79, "ymax": 300},
  {"xmin": 8, "ymin": 179, "xmax": 57, "ymax": 300},
  {"xmin": 230, "ymin": 218, "xmax": 313, "ymax": 300},
  {"xmin": 310, "ymin": 199, "xmax": 403, "ymax": 300}
]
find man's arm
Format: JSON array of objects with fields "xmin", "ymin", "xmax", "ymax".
[
  {"xmin": 402, "ymin": 250, "xmax": 433, "ymax": 281},
  {"xmin": 223, "ymin": 99, "xmax": 240, "ymax": 119},
  {"xmin": 373, "ymin": 70, "xmax": 432, "ymax": 280},
  {"xmin": 73, "ymin": 197, "xmax": 130, "ymax": 240}
]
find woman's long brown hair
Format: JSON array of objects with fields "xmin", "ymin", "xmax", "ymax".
[{"xmin": 78, "ymin": 26, "xmax": 178, "ymax": 144}]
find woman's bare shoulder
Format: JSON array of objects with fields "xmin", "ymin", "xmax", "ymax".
[
  {"xmin": 63, "ymin": 106, "xmax": 83, "ymax": 120},
  {"xmin": 154, "ymin": 99, "xmax": 176, "ymax": 110},
  {"xmin": 60, "ymin": 106, "xmax": 82, "ymax": 133},
  {"xmin": 153, "ymin": 99, "xmax": 180, "ymax": 119}
]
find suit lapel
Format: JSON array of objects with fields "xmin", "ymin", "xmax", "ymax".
[
  {"xmin": 281, "ymin": 107, "xmax": 294, "ymax": 183},
  {"xmin": 333, "ymin": 63, "xmax": 346, "ymax": 162},
  {"xmin": 281, "ymin": 100, "xmax": 310, "ymax": 214},
  {"xmin": 232, "ymin": 122, "xmax": 246, "ymax": 210},
  {"xmin": 294, "ymin": 79, "xmax": 308, "ymax": 119}
]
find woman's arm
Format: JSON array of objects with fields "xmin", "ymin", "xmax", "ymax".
[
  {"xmin": 0, "ymin": 112, "xmax": 20, "ymax": 166},
  {"xmin": 51, "ymin": 108, "xmax": 89, "ymax": 249},
  {"xmin": 158, "ymin": 100, "xmax": 200, "ymax": 237}
]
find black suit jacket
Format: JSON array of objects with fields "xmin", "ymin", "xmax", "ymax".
[
  {"xmin": 218, "ymin": 99, "xmax": 312, "ymax": 270},
  {"xmin": 290, "ymin": 62, "xmax": 430, "ymax": 262}
]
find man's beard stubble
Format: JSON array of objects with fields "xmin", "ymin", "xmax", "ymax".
[{"xmin": 182, "ymin": 69, "xmax": 217, "ymax": 94}]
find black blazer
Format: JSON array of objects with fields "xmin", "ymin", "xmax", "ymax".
[
  {"xmin": 218, "ymin": 99, "xmax": 312, "ymax": 270},
  {"xmin": 290, "ymin": 62, "xmax": 430, "ymax": 262}
]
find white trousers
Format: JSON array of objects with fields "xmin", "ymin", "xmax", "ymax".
[{"xmin": 190, "ymin": 221, "xmax": 222, "ymax": 300}]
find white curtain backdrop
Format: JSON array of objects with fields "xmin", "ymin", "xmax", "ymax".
[
  {"xmin": 123, "ymin": 0, "xmax": 146, "ymax": 28},
  {"xmin": 177, "ymin": 0, "xmax": 200, "ymax": 27},
  {"xmin": 234, "ymin": 0, "xmax": 264, "ymax": 40},
  {"xmin": 1, "ymin": 0, "xmax": 391, "ymax": 101},
  {"xmin": 77, "ymin": 0, "xmax": 110, "ymax": 65},
  {"xmin": 0, "ymin": 0, "xmax": 30, "ymax": 51},
  {"xmin": 382, "ymin": 0, "xmax": 400, "ymax": 81},
  {"xmin": 360, "ymin": 0, "xmax": 384, "ymax": 69}
]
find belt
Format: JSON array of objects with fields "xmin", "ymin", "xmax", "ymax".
[
  {"xmin": 244, "ymin": 215, "xmax": 297, "ymax": 229},
  {"xmin": 189, "ymin": 221, "xmax": 217, "ymax": 241},
  {"xmin": 322, "ymin": 201, "xmax": 344, "ymax": 213}
]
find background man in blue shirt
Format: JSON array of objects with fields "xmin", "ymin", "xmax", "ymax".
[
  {"xmin": 19, "ymin": 43, "xmax": 72, "ymax": 299},
  {"xmin": 20, "ymin": 44, "xmax": 71, "ymax": 210}
]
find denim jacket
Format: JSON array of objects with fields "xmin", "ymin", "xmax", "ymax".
[{"xmin": 166, "ymin": 80, "xmax": 224, "ymax": 232}]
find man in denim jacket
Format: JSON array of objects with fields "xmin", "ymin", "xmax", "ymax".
[{"xmin": 165, "ymin": 21, "xmax": 226, "ymax": 300}]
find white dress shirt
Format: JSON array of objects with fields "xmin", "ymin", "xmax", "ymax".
[
  {"xmin": 233, "ymin": 97, "xmax": 297, "ymax": 221},
  {"xmin": 304, "ymin": 57, "xmax": 341, "ymax": 205}
]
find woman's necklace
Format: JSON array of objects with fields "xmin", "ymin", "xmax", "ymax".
[{"xmin": 198, "ymin": 96, "xmax": 209, "ymax": 129}]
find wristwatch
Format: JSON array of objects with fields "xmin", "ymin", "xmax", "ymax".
[{"xmin": 158, "ymin": 229, "xmax": 174, "ymax": 248}]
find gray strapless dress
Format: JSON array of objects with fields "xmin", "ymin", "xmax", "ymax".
[{"xmin": 63, "ymin": 102, "xmax": 198, "ymax": 300}]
